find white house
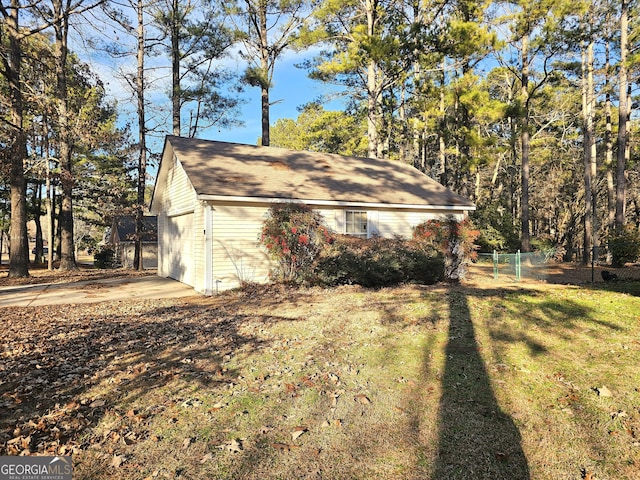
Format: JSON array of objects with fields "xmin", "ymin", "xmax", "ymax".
[{"xmin": 150, "ymin": 136, "xmax": 475, "ymax": 294}]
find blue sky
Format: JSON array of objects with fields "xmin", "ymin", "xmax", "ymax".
[
  {"xmin": 81, "ymin": 41, "xmax": 343, "ymax": 155},
  {"xmin": 205, "ymin": 54, "xmax": 342, "ymax": 146}
]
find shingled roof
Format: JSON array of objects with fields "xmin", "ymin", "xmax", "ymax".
[
  {"xmin": 154, "ymin": 136, "xmax": 474, "ymax": 210},
  {"xmin": 109, "ymin": 216, "xmax": 158, "ymax": 243}
]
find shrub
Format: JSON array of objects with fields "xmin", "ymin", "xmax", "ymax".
[
  {"xmin": 260, "ymin": 203, "xmax": 332, "ymax": 283},
  {"xmin": 412, "ymin": 217, "xmax": 479, "ymax": 282},
  {"xmin": 608, "ymin": 227, "xmax": 640, "ymax": 267},
  {"xmin": 311, "ymin": 235, "xmax": 444, "ymax": 288},
  {"xmin": 94, "ymin": 246, "xmax": 117, "ymax": 269}
]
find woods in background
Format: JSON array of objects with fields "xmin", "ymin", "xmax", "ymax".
[{"xmin": 1, "ymin": 0, "xmax": 639, "ymax": 276}]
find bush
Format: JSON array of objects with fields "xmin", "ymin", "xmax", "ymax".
[
  {"xmin": 412, "ymin": 217, "xmax": 479, "ymax": 282},
  {"xmin": 93, "ymin": 246, "xmax": 117, "ymax": 269},
  {"xmin": 608, "ymin": 227, "xmax": 640, "ymax": 267},
  {"xmin": 311, "ymin": 235, "xmax": 444, "ymax": 288},
  {"xmin": 260, "ymin": 203, "xmax": 332, "ymax": 283}
]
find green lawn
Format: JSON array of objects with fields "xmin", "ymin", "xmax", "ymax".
[{"xmin": 1, "ymin": 279, "xmax": 639, "ymax": 479}]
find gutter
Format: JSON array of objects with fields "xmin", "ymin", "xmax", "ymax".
[{"xmin": 196, "ymin": 194, "xmax": 475, "ymax": 212}]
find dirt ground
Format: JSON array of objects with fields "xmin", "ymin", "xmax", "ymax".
[
  {"xmin": 465, "ymin": 261, "xmax": 640, "ymax": 288},
  {"xmin": 3, "ymin": 262, "xmax": 640, "ymax": 290}
]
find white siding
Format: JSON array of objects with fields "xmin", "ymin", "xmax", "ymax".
[
  {"xmin": 320, "ymin": 207, "xmax": 465, "ymax": 239},
  {"xmin": 376, "ymin": 210, "xmax": 436, "ymax": 238},
  {"xmin": 210, "ymin": 204, "xmax": 272, "ymax": 292},
  {"xmin": 157, "ymin": 157, "xmax": 198, "ymax": 285},
  {"xmin": 201, "ymin": 201, "xmax": 466, "ymax": 293},
  {"xmin": 161, "ymin": 158, "xmax": 196, "ymax": 214}
]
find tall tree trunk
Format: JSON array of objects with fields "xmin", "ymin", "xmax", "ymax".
[
  {"xmin": 507, "ymin": 72, "xmax": 517, "ymax": 222},
  {"xmin": 44, "ymin": 121, "xmax": 54, "ymax": 270},
  {"xmin": 615, "ymin": 0, "xmax": 629, "ymax": 232},
  {"xmin": 171, "ymin": 0, "xmax": 181, "ymax": 136},
  {"xmin": 259, "ymin": 1, "xmax": 270, "ymax": 146},
  {"xmin": 604, "ymin": 37, "xmax": 615, "ymax": 235},
  {"xmin": 6, "ymin": 0, "xmax": 29, "ymax": 277},
  {"xmin": 34, "ymin": 185, "xmax": 44, "ymax": 263},
  {"xmin": 588, "ymin": 40, "xmax": 597, "ymax": 260},
  {"xmin": 438, "ymin": 61, "xmax": 446, "ymax": 185},
  {"xmin": 54, "ymin": 0, "xmax": 77, "ymax": 271},
  {"xmin": 366, "ymin": 59, "xmax": 380, "ymax": 158},
  {"xmin": 365, "ymin": 0, "xmax": 382, "ymax": 158},
  {"xmin": 520, "ymin": 33, "xmax": 531, "ymax": 252},
  {"xmin": 135, "ymin": 0, "xmax": 147, "ymax": 270},
  {"xmin": 582, "ymin": 40, "xmax": 593, "ymax": 264},
  {"xmin": 256, "ymin": 0, "xmax": 270, "ymax": 146},
  {"xmin": 399, "ymin": 82, "xmax": 407, "ymax": 163}
]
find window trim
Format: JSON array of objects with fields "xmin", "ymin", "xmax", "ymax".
[{"xmin": 345, "ymin": 210, "xmax": 368, "ymax": 239}]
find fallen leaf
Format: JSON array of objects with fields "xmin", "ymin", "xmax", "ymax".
[
  {"xmin": 291, "ymin": 426, "xmax": 308, "ymax": 441},
  {"xmin": 89, "ymin": 399, "xmax": 106, "ymax": 408},
  {"xmin": 260, "ymin": 425, "xmax": 274, "ymax": 434},
  {"xmin": 271, "ymin": 443, "xmax": 299, "ymax": 452},
  {"xmin": 182, "ymin": 437, "xmax": 193, "ymax": 449},
  {"xmin": 327, "ymin": 372, "xmax": 340, "ymax": 385},
  {"xmin": 123, "ymin": 431, "xmax": 137, "ymax": 445},
  {"xmin": 354, "ymin": 394, "xmax": 371, "ymax": 405},
  {"xmin": 181, "ymin": 398, "xmax": 202, "ymax": 408},
  {"xmin": 301, "ymin": 376, "xmax": 316, "ymax": 388},
  {"xmin": 595, "ymin": 386, "xmax": 612, "ymax": 397},
  {"xmin": 208, "ymin": 402, "xmax": 227, "ymax": 412},
  {"xmin": 218, "ymin": 438, "xmax": 243, "ymax": 453},
  {"xmin": 111, "ymin": 454, "xmax": 126, "ymax": 468},
  {"xmin": 285, "ymin": 383, "xmax": 297, "ymax": 393},
  {"xmin": 200, "ymin": 453, "xmax": 214, "ymax": 463}
]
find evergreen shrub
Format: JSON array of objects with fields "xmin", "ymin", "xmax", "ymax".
[
  {"xmin": 608, "ymin": 227, "xmax": 640, "ymax": 267},
  {"xmin": 94, "ymin": 246, "xmax": 117, "ymax": 269},
  {"xmin": 311, "ymin": 235, "xmax": 444, "ymax": 288}
]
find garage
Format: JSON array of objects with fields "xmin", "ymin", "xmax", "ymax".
[
  {"xmin": 163, "ymin": 212, "xmax": 194, "ymax": 286},
  {"xmin": 150, "ymin": 136, "xmax": 475, "ymax": 294}
]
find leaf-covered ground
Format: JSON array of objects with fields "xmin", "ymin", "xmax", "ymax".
[{"xmin": 1, "ymin": 272, "xmax": 640, "ymax": 479}]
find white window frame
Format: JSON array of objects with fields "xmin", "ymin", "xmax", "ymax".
[{"xmin": 345, "ymin": 210, "xmax": 368, "ymax": 239}]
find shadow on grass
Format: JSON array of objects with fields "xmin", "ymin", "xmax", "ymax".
[
  {"xmin": 0, "ymin": 293, "xmax": 310, "ymax": 459},
  {"xmin": 587, "ymin": 278, "xmax": 640, "ymax": 297},
  {"xmin": 433, "ymin": 290, "xmax": 530, "ymax": 480}
]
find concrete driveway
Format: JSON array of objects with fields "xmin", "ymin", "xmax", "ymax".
[{"xmin": 0, "ymin": 275, "xmax": 199, "ymax": 308}]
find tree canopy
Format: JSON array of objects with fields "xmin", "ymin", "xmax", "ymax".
[{"xmin": 1, "ymin": 0, "xmax": 639, "ymax": 274}]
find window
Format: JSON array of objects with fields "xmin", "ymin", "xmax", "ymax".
[{"xmin": 345, "ymin": 211, "xmax": 368, "ymax": 238}]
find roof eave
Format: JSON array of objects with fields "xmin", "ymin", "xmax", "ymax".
[
  {"xmin": 197, "ymin": 194, "xmax": 475, "ymax": 211},
  {"xmin": 149, "ymin": 138, "xmax": 173, "ymax": 214}
]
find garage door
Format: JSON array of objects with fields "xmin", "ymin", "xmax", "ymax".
[{"xmin": 165, "ymin": 212, "xmax": 194, "ymax": 286}]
